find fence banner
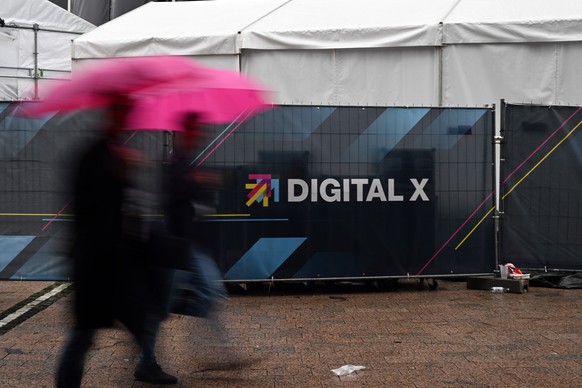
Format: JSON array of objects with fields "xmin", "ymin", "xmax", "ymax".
[
  {"xmin": 186, "ymin": 106, "xmax": 495, "ymax": 280},
  {"xmin": 0, "ymin": 103, "xmax": 494, "ymax": 280},
  {"xmin": 502, "ymin": 104, "xmax": 582, "ymax": 270}
]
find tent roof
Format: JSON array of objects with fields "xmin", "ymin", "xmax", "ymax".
[
  {"xmin": 444, "ymin": 0, "xmax": 582, "ymax": 43},
  {"xmin": 73, "ymin": 0, "xmax": 459, "ymax": 58},
  {"xmin": 72, "ymin": 0, "xmax": 289, "ymax": 59},
  {"xmin": 240, "ymin": 0, "xmax": 459, "ymax": 49},
  {"xmin": 72, "ymin": 0, "xmax": 582, "ymax": 60},
  {"xmin": 2, "ymin": 0, "xmax": 94, "ymax": 32},
  {"xmin": 1, "ymin": 0, "xmax": 95, "ymax": 100}
]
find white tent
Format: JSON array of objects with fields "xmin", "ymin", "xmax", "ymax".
[
  {"xmin": 72, "ymin": 0, "xmax": 289, "ymax": 70},
  {"xmin": 0, "ymin": 0, "xmax": 95, "ymax": 101},
  {"xmin": 443, "ymin": 0, "xmax": 582, "ymax": 106},
  {"xmin": 71, "ymin": 0, "xmax": 582, "ymax": 106}
]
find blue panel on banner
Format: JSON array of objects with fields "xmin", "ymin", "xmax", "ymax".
[
  {"xmin": 224, "ymin": 237, "xmax": 307, "ymax": 280},
  {"xmin": 293, "ymin": 252, "xmax": 361, "ymax": 279},
  {"xmin": 10, "ymin": 236, "xmax": 71, "ymax": 280},
  {"xmin": 343, "ymin": 108, "xmax": 430, "ymax": 163},
  {"xmin": 0, "ymin": 236, "xmax": 35, "ymax": 272},
  {"xmin": 0, "ymin": 102, "xmax": 9, "ymax": 114},
  {"xmin": 415, "ymin": 108, "xmax": 487, "ymax": 149},
  {"xmin": 259, "ymin": 106, "xmax": 335, "ymax": 141},
  {"xmin": 0, "ymin": 113, "xmax": 53, "ymax": 158}
]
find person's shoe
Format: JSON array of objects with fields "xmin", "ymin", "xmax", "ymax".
[{"xmin": 134, "ymin": 362, "xmax": 177, "ymax": 384}]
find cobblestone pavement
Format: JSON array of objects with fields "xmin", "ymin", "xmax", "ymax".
[{"xmin": 0, "ymin": 279, "xmax": 581, "ymax": 387}]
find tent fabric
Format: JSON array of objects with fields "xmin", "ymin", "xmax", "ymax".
[
  {"xmin": 72, "ymin": 0, "xmax": 454, "ymax": 57},
  {"xmin": 72, "ymin": 0, "xmax": 582, "ymax": 55},
  {"xmin": 439, "ymin": 0, "xmax": 582, "ymax": 105},
  {"xmin": 0, "ymin": 0, "xmax": 95, "ymax": 101},
  {"xmin": 242, "ymin": 48, "xmax": 439, "ymax": 106},
  {"xmin": 68, "ymin": 0, "xmax": 582, "ymax": 106},
  {"xmin": 240, "ymin": 0, "xmax": 457, "ymax": 50},
  {"xmin": 4, "ymin": 0, "xmax": 94, "ymax": 32},
  {"xmin": 72, "ymin": 0, "xmax": 289, "ymax": 59},
  {"xmin": 442, "ymin": 43, "xmax": 567, "ymax": 106},
  {"xmin": 443, "ymin": 0, "xmax": 582, "ymax": 44}
]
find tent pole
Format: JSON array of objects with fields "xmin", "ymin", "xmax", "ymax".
[
  {"xmin": 493, "ymin": 99, "xmax": 505, "ymax": 269},
  {"xmin": 33, "ymin": 23, "xmax": 39, "ymax": 100},
  {"xmin": 437, "ymin": 45, "xmax": 443, "ymax": 106}
]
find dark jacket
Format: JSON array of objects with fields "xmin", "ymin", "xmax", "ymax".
[
  {"xmin": 162, "ymin": 154, "xmax": 200, "ymax": 241},
  {"xmin": 70, "ymin": 137, "xmax": 125, "ymax": 329}
]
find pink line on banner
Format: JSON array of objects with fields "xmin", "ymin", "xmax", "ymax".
[
  {"xmin": 248, "ymin": 174, "xmax": 272, "ymax": 198},
  {"xmin": 249, "ymin": 174, "xmax": 272, "ymax": 180},
  {"xmin": 247, "ymin": 184, "xmax": 267, "ymax": 204},
  {"xmin": 41, "ymin": 198, "xmax": 74, "ymax": 232},
  {"xmin": 415, "ymin": 192, "xmax": 493, "ymax": 275},
  {"xmin": 194, "ymin": 110, "xmax": 254, "ymax": 167},
  {"xmin": 123, "ymin": 130, "xmax": 138, "ymax": 145},
  {"xmin": 416, "ymin": 106, "xmax": 582, "ymax": 275},
  {"xmin": 41, "ymin": 130, "xmax": 139, "ymax": 233},
  {"xmin": 503, "ymin": 106, "xmax": 582, "ymax": 184},
  {"xmin": 247, "ymin": 182, "xmax": 269, "ymax": 200}
]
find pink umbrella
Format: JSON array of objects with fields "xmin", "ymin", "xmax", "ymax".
[
  {"xmin": 23, "ymin": 56, "xmax": 274, "ymax": 125},
  {"xmin": 25, "ymin": 56, "xmax": 213, "ymax": 116},
  {"xmin": 125, "ymin": 69, "xmax": 273, "ymax": 130}
]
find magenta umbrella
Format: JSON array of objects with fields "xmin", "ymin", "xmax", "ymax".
[
  {"xmin": 24, "ymin": 56, "xmax": 274, "ymax": 125},
  {"xmin": 125, "ymin": 69, "xmax": 273, "ymax": 130},
  {"xmin": 25, "ymin": 56, "xmax": 214, "ymax": 116}
]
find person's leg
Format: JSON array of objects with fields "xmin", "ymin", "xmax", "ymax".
[
  {"xmin": 120, "ymin": 308, "xmax": 177, "ymax": 384},
  {"xmin": 55, "ymin": 328, "xmax": 95, "ymax": 388},
  {"xmin": 133, "ymin": 320, "xmax": 177, "ymax": 384},
  {"xmin": 136, "ymin": 314, "xmax": 160, "ymax": 365},
  {"xmin": 138, "ymin": 266, "xmax": 174, "ymax": 364}
]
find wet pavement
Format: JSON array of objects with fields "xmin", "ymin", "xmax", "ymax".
[{"xmin": 0, "ymin": 278, "xmax": 581, "ymax": 387}]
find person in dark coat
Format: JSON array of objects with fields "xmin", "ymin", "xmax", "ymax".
[
  {"xmin": 56, "ymin": 95, "xmax": 177, "ymax": 387},
  {"xmin": 163, "ymin": 114, "xmax": 256, "ymax": 370},
  {"xmin": 161, "ymin": 113, "xmax": 220, "ymax": 316}
]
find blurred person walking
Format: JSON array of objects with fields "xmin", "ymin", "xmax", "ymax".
[
  {"xmin": 56, "ymin": 95, "xmax": 177, "ymax": 387},
  {"xmin": 162, "ymin": 113, "xmax": 227, "ymax": 317},
  {"xmin": 161, "ymin": 113, "xmax": 259, "ymax": 371}
]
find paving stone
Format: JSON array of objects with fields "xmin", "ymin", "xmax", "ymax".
[{"xmin": 1, "ymin": 279, "xmax": 581, "ymax": 386}]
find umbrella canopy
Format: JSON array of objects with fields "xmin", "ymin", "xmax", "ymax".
[
  {"xmin": 26, "ymin": 56, "xmax": 208, "ymax": 115},
  {"xmin": 125, "ymin": 69, "xmax": 273, "ymax": 129},
  {"xmin": 24, "ymin": 55, "xmax": 274, "ymax": 126}
]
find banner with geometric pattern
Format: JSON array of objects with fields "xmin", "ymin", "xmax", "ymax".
[
  {"xmin": 501, "ymin": 103, "xmax": 582, "ymax": 271},
  {"xmin": 0, "ymin": 103, "xmax": 494, "ymax": 280}
]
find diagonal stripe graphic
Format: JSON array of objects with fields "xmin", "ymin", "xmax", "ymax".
[
  {"xmin": 245, "ymin": 183, "xmax": 268, "ymax": 206},
  {"xmin": 0, "ymin": 236, "xmax": 35, "ymax": 273},
  {"xmin": 343, "ymin": 108, "xmax": 430, "ymax": 163},
  {"xmin": 224, "ymin": 237, "xmax": 307, "ymax": 280},
  {"xmin": 258, "ymin": 107, "xmax": 336, "ymax": 141},
  {"xmin": 413, "ymin": 108, "xmax": 487, "ymax": 150},
  {"xmin": 415, "ymin": 107, "xmax": 582, "ymax": 275},
  {"xmin": 0, "ymin": 113, "xmax": 53, "ymax": 158},
  {"xmin": 0, "ymin": 236, "xmax": 51, "ymax": 279}
]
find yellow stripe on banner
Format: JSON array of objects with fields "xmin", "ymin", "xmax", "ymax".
[
  {"xmin": 455, "ymin": 206, "xmax": 495, "ymax": 250},
  {"xmin": 246, "ymin": 184, "xmax": 267, "ymax": 207},
  {"xmin": 0, "ymin": 212, "xmax": 252, "ymax": 218},
  {"xmin": 455, "ymin": 117, "xmax": 582, "ymax": 251},
  {"xmin": 503, "ymin": 118, "xmax": 582, "ymax": 199}
]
